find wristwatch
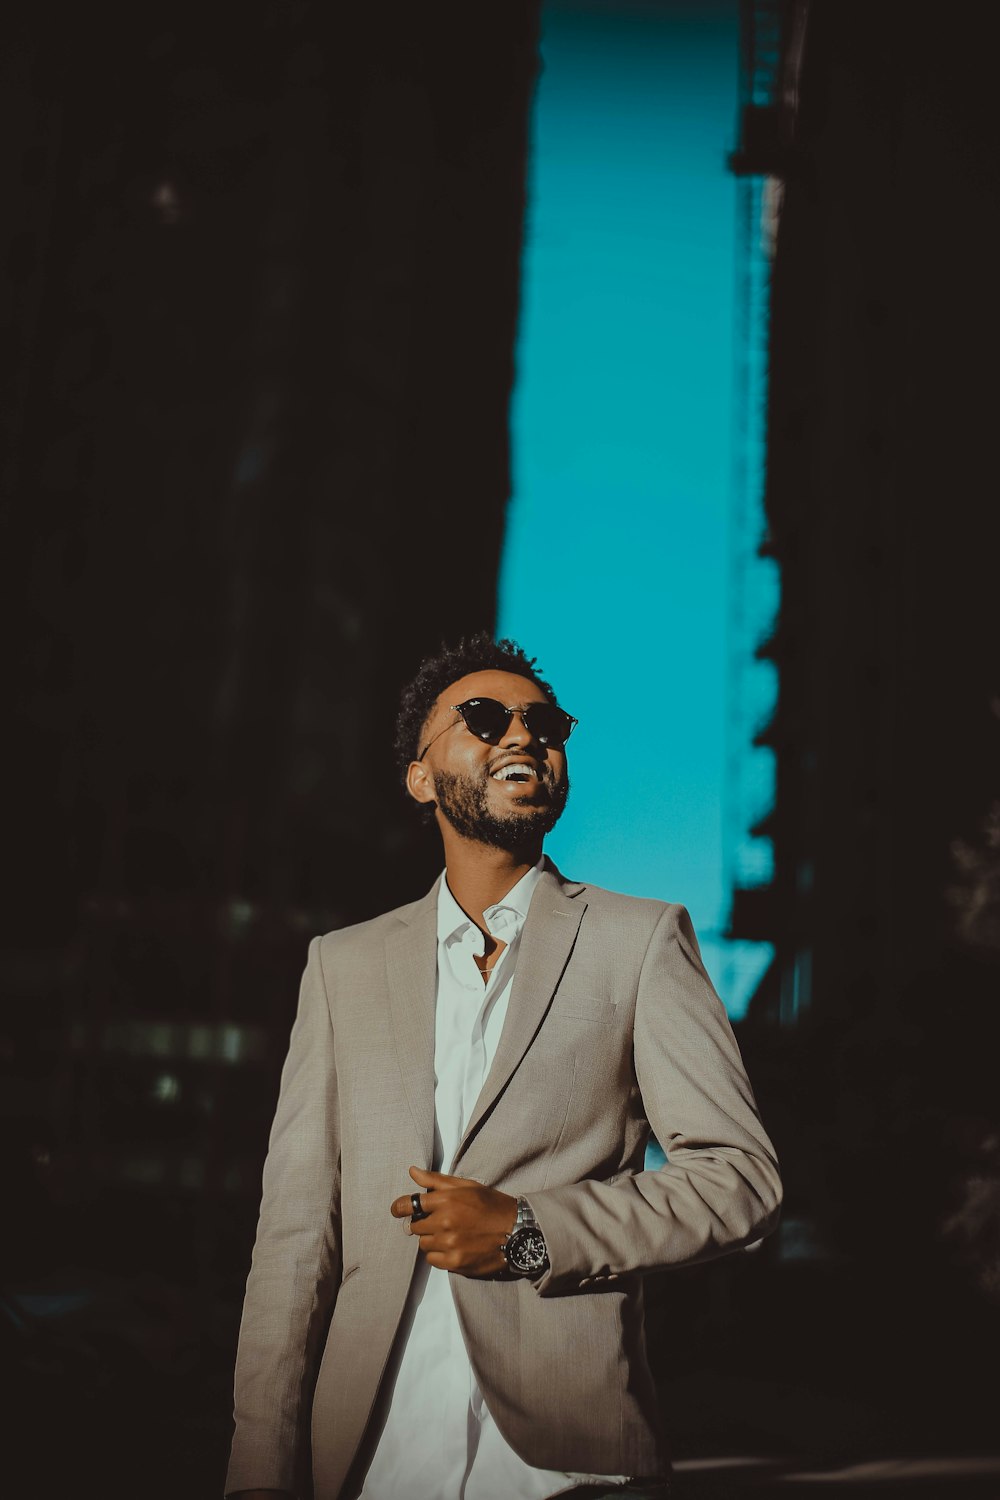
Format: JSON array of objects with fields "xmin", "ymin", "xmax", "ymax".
[{"xmin": 500, "ymin": 1197, "xmax": 550, "ymax": 1277}]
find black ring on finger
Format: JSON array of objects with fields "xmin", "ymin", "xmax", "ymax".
[{"xmin": 410, "ymin": 1192, "xmax": 428, "ymax": 1221}]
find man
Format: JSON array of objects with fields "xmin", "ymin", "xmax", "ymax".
[{"xmin": 226, "ymin": 635, "xmax": 781, "ymax": 1500}]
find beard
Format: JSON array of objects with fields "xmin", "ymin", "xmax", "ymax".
[{"xmin": 432, "ymin": 763, "xmax": 570, "ymax": 853}]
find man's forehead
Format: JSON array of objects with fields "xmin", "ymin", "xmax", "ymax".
[{"xmin": 436, "ymin": 669, "xmax": 548, "ymax": 712}]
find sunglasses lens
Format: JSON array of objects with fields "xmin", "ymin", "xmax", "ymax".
[
  {"xmin": 459, "ymin": 699, "xmax": 513, "ymax": 742},
  {"xmin": 524, "ymin": 704, "xmax": 575, "ymax": 747}
]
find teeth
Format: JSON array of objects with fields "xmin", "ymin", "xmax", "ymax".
[{"xmin": 492, "ymin": 763, "xmax": 536, "ymax": 781}]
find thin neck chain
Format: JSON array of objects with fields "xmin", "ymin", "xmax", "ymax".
[{"xmin": 473, "ymin": 943, "xmax": 503, "ymax": 983}]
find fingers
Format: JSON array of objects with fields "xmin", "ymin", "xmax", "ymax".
[
  {"xmin": 409, "ymin": 1165, "xmax": 471, "ymax": 1190},
  {"xmin": 403, "ymin": 1216, "xmax": 436, "ymax": 1239},
  {"xmin": 391, "ymin": 1165, "xmax": 477, "ymax": 1224},
  {"xmin": 390, "ymin": 1195, "xmax": 431, "ymax": 1220}
]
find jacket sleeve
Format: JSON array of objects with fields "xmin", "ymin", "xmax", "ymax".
[
  {"xmin": 524, "ymin": 904, "xmax": 781, "ymax": 1296},
  {"xmin": 225, "ymin": 936, "xmax": 342, "ymax": 1496}
]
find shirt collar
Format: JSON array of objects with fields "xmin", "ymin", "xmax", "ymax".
[{"xmin": 437, "ymin": 858, "xmax": 545, "ymax": 946}]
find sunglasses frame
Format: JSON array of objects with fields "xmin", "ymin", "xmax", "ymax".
[{"xmin": 418, "ymin": 697, "xmax": 578, "ymax": 761}]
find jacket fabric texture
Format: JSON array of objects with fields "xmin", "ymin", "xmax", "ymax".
[{"xmin": 226, "ymin": 859, "xmax": 782, "ymax": 1499}]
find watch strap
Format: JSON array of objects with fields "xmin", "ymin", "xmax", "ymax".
[{"xmin": 515, "ymin": 1196, "xmax": 537, "ymax": 1232}]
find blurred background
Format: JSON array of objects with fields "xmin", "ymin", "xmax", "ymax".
[{"xmin": 3, "ymin": 1, "xmax": 999, "ymax": 1495}]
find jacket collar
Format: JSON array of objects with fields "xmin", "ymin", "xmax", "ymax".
[{"xmin": 385, "ymin": 856, "xmax": 588, "ymax": 1167}]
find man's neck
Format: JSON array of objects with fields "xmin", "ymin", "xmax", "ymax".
[{"xmin": 442, "ymin": 834, "xmax": 542, "ymax": 932}]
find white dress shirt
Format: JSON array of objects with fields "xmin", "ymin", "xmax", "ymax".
[{"xmin": 358, "ymin": 862, "xmax": 627, "ymax": 1500}]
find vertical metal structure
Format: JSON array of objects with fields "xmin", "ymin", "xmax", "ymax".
[
  {"xmin": 723, "ymin": 0, "xmax": 785, "ymax": 991},
  {"xmin": 725, "ymin": 0, "xmax": 808, "ymax": 991}
]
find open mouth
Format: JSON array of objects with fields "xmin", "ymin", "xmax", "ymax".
[{"xmin": 490, "ymin": 761, "xmax": 539, "ymax": 785}]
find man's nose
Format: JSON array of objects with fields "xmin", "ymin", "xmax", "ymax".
[{"xmin": 498, "ymin": 710, "xmax": 541, "ymax": 750}]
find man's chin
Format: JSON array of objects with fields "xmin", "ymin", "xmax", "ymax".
[
  {"xmin": 441, "ymin": 804, "xmax": 562, "ymax": 853},
  {"xmin": 486, "ymin": 801, "xmax": 565, "ymax": 847},
  {"xmin": 433, "ymin": 768, "xmax": 569, "ymax": 851}
]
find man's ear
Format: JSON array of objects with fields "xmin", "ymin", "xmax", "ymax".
[{"xmin": 406, "ymin": 759, "xmax": 436, "ymax": 806}]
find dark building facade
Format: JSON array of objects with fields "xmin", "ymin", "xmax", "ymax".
[
  {"xmin": 728, "ymin": 0, "xmax": 1000, "ymax": 1453},
  {"xmin": 2, "ymin": 6, "xmax": 540, "ymax": 1491},
  {"xmin": 734, "ymin": 0, "xmax": 1000, "ymax": 1015}
]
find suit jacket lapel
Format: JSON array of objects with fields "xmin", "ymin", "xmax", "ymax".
[
  {"xmin": 385, "ymin": 879, "xmax": 439, "ymax": 1166},
  {"xmin": 452, "ymin": 868, "xmax": 587, "ymax": 1168}
]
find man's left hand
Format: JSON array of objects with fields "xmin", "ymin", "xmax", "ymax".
[{"xmin": 389, "ymin": 1165, "xmax": 517, "ymax": 1277}]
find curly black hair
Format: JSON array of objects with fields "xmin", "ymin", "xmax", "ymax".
[{"xmin": 393, "ymin": 633, "xmax": 559, "ymax": 795}]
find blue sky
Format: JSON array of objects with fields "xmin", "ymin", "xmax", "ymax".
[{"xmin": 498, "ymin": 0, "xmax": 771, "ymax": 1017}]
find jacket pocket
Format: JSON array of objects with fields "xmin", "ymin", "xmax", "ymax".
[{"xmin": 555, "ymin": 995, "xmax": 618, "ymax": 1025}]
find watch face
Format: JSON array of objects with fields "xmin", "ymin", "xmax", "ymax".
[{"xmin": 507, "ymin": 1226, "xmax": 548, "ymax": 1274}]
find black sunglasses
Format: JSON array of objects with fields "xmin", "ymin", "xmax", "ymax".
[{"xmin": 418, "ymin": 697, "xmax": 578, "ymax": 760}]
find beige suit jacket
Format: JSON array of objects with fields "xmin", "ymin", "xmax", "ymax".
[{"xmin": 226, "ymin": 860, "xmax": 782, "ymax": 1499}]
